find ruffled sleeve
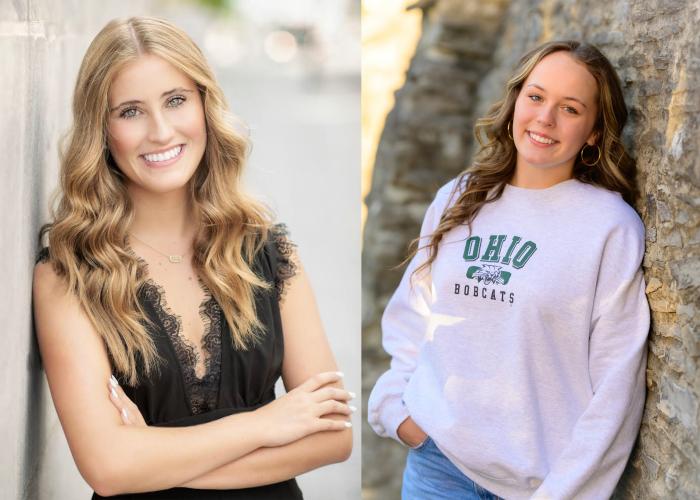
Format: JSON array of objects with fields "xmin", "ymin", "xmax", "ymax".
[
  {"xmin": 35, "ymin": 247, "xmax": 50, "ymax": 264},
  {"xmin": 267, "ymin": 223, "xmax": 298, "ymax": 299}
]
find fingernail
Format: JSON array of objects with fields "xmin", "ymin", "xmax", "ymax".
[
  {"xmin": 110, "ymin": 387, "xmax": 118, "ymax": 399},
  {"xmin": 349, "ymin": 405, "xmax": 357, "ymax": 412},
  {"xmin": 344, "ymin": 421, "xmax": 352, "ymax": 428},
  {"xmin": 110, "ymin": 375, "xmax": 119, "ymax": 388},
  {"xmin": 121, "ymin": 408, "xmax": 129, "ymax": 422},
  {"xmin": 335, "ymin": 371, "xmax": 344, "ymax": 377},
  {"xmin": 348, "ymin": 391, "xmax": 356, "ymax": 399}
]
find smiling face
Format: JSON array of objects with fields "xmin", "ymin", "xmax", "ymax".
[
  {"xmin": 107, "ymin": 54, "xmax": 207, "ymax": 195},
  {"xmin": 511, "ymin": 51, "xmax": 599, "ymax": 181}
]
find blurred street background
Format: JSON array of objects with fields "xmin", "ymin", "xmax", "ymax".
[{"xmin": 2, "ymin": 1, "xmax": 359, "ymax": 499}]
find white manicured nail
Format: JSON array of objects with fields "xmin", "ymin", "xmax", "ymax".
[
  {"xmin": 110, "ymin": 387, "xmax": 118, "ymax": 399},
  {"xmin": 349, "ymin": 405, "xmax": 357, "ymax": 412},
  {"xmin": 109, "ymin": 375, "xmax": 119, "ymax": 388},
  {"xmin": 344, "ymin": 421, "xmax": 352, "ymax": 428},
  {"xmin": 348, "ymin": 391, "xmax": 356, "ymax": 399},
  {"xmin": 335, "ymin": 371, "xmax": 344, "ymax": 377}
]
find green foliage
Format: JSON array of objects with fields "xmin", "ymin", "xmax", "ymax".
[{"xmin": 187, "ymin": 0, "xmax": 233, "ymax": 13}]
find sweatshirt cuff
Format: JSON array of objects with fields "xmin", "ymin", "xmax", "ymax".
[{"xmin": 368, "ymin": 396, "xmax": 411, "ymax": 445}]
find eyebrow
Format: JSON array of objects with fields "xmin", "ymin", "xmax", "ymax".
[
  {"xmin": 526, "ymin": 84, "xmax": 588, "ymax": 109},
  {"xmin": 109, "ymin": 87, "xmax": 194, "ymax": 112}
]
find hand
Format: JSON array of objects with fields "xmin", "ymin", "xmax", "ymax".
[
  {"xmin": 397, "ymin": 416, "xmax": 428, "ymax": 448},
  {"xmin": 254, "ymin": 371, "xmax": 354, "ymax": 447},
  {"xmin": 108, "ymin": 375, "xmax": 147, "ymax": 427}
]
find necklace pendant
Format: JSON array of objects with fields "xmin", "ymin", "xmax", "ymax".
[{"xmin": 168, "ymin": 255, "xmax": 183, "ymax": 263}]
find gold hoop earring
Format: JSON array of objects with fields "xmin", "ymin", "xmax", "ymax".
[
  {"xmin": 507, "ymin": 121, "xmax": 513, "ymax": 140},
  {"xmin": 580, "ymin": 143, "xmax": 601, "ymax": 166}
]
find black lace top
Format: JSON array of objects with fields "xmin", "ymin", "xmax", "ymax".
[
  {"xmin": 37, "ymin": 224, "xmax": 303, "ymax": 499},
  {"xmin": 140, "ymin": 270, "xmax": 222, "ymax": 417}
]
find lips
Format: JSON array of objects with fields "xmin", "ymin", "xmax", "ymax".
[
  {"xmin": 526, "ymin": 130, "xmax": 558, "ymax": 145},
  {"xmin": 142, "ymin": 144, "xmax": 184, "ymax": 162},
  {"xmin": 140, "ymin": 144, "xmax": 186, "ymax": 168}
]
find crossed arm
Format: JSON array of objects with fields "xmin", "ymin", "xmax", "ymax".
[
  {"xmin": 110, "ymin": 258, "xmax": 354, "ymax": 489},
  {"xmin": 33, "ymin": 255, "xmax": 353, "ymax": 495},
  {"xmin": 184, "ymin": 256, "xmax": 353, "ymax": 488}
]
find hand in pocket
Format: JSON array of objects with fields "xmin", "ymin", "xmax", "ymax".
[{"xmin": 398, "ymin": 416, "xmax": 428, "ymax": 448}]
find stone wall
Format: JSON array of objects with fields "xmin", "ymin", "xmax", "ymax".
[{"xmin": 362, "ymin": 0, "xmax": 700, "ymax": 498}]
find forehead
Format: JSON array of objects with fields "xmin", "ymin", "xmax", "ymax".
[
  {"xmin": 523, "ymin": 51, "xmax": 598, "ymax": 105},
  {"xmin": 108, "ymin": 54, "xmax": 194, "ymax": 104}
]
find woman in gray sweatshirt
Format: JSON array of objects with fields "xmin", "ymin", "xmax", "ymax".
[{"xmin": 368, "ymin": 40, "xmax": 649, "ymax": 500}]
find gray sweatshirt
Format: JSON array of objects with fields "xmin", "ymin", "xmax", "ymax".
[{"xmin": 367, "ymin": 176, "xmax": 650, "ymax": 500}]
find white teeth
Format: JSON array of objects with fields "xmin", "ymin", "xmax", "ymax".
[
  {"xmin": 528, "ymin": 131, "xmax": 555, "ymax": 144},
  {"xmin": 143, "ymin": 145, "xmax": 182, "ymax": 162}
]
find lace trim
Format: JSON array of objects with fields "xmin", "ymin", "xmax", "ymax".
[
  {"xmin": 36, "ymin": 246, "xmax": 222, "ymax": 414},
  {"xmin": 36, "ymin": 247, "xmax": 50, "ymax": 264},
  {"xmin": 136, "ymin": 257, "xmax": 222, "ymax": 416},
  {"xmin": 270, "ymin": 223, "xmax": 298, "ymax": 299}
]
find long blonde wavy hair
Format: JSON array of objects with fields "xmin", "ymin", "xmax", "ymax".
[
  {"xmin": 39, "ymin": 17, "xmax": 273, "ymax": 385},
  {"xmin": 413, "ymin": 40, "xmax": 637, "ymax": 277}
]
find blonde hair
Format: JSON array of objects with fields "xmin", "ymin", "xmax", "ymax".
[
  {"xmin": 413, "ymin": 40, "xmax": 637, "ymax": 277},
  {"xmin": 39, "ymin": 17, "xmax": 272, "ymax": 385}
]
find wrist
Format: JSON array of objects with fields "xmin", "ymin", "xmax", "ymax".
[
  {"xmin": 228, "ymin": 410, "xmax": 269, "ymax": 449},
  {"xmin": 407, "ymin": 435, "xmax": 429, "ymax": 450},
  {"xmin": 397, "ymin": 417, "xmax": 428, "ymax": 448},
  {"xmin": 400, "ymin": 432, "xmax": 426, "ymax": 448}
]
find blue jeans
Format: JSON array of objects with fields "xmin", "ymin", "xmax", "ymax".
[{"xmin": 402, "ymin": 437, "xmax": 503, "ymax": 500}]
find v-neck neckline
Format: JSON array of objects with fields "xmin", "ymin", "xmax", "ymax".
[
  {"xmin": 142, "ymin": 274, "xmax": 216, "ymax": 381},
  {"xmin": 132, "ymin": 253, "xmax": 214, "ymax": 376}
]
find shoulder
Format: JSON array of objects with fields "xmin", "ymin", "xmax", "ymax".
[
  {"xmin": 415, "ymin": 175, "xmax": 469, "ymax": 232},
  {"xmin": 33, "ymin": 248, "xmax": 67, "ymax": 303},
  {"xmin": 32, "ymin": 248, "xmax": 114, "ymax": 371},
  {"xmin": 33, "ymin": 248, "xmax": 89, "ymax": 333},
  {"xmin": 32, "ymin": 252, "xmax": 87, "ymax": 356},
  {"xmin": 574, "ymin": 183, "xmax": 647, "ymax": 267},
  {"xmin": 578, "ymin": 182, "xmax": 646, "ymax": 240},
  {"xmin": 436, "ymin": 175, "xmax": 467, "ymax": 202},
  {"xmin": 431, "ymin": 174, "xmax": 469, "ymax": 213}
]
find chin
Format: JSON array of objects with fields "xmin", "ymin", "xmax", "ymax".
[
  {"xmin": 518, "ymin": 156, "xmax": 565, "ymax": 170},
  {"xmin": 156, "ymin": 179, "xmax": 187, "ymax": 189},
  {"xmin": 139, "ymin": 164, "xmax": 198, "ymax": 185},
  {"xmin": 149, "ymin": 184, "xmax": 191, "ymax": 195},
  {"xmin": 136, "ymin": 174, "xmax": 193, "ymax": 194}
]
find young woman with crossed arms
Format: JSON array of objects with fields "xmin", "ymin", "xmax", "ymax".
[{"xmin": 34, "ymin": 17, "xmax": 353, "ymax": 498}]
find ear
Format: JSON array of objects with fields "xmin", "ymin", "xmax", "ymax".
[{"xmin": 586, "ymin": 129, "xmax": 599, "ymax": 146}]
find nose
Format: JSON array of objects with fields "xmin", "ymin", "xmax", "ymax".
[
  {"xmin": 147, "ymin": 110, "xmax": 175, "ymax": 144},
  {"xmin": 536, "ymin": 105, "xmax": 556, "ymax": 127}
]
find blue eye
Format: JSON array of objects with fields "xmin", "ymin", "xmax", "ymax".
[
  {"xmin": 564, "ymin": 106, "xmax": 579, "ymax": 114},
  {"xmin": 528, "ymin": 94, "xmax": 542, "ymax": 102},
  {"xmin": 120, "ymin": 107, "xmax": 140, "ymax": 119},
  {"xmin": 167, "ymin": 96, "xmax": 186, "ymax": 107}
]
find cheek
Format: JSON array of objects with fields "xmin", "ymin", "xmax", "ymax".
[
  {"xmin": 179, "ymin": 106, "xmax": 207, "ymax": 145},
  {"xmin": 560, "ymin": 119, "xmax": 593, "ymax": 146},
  {"xmin": 512, "ymin": 98, "xmax": 534, "ymax": 130},
  {"xmin": 108, "ymin": 121, "xmax": 144, "ymax": 158}
]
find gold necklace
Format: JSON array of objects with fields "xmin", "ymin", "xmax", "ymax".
[{"xmin": 129, "ymin": 233, "xmax": 187, "ymax": 264}]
